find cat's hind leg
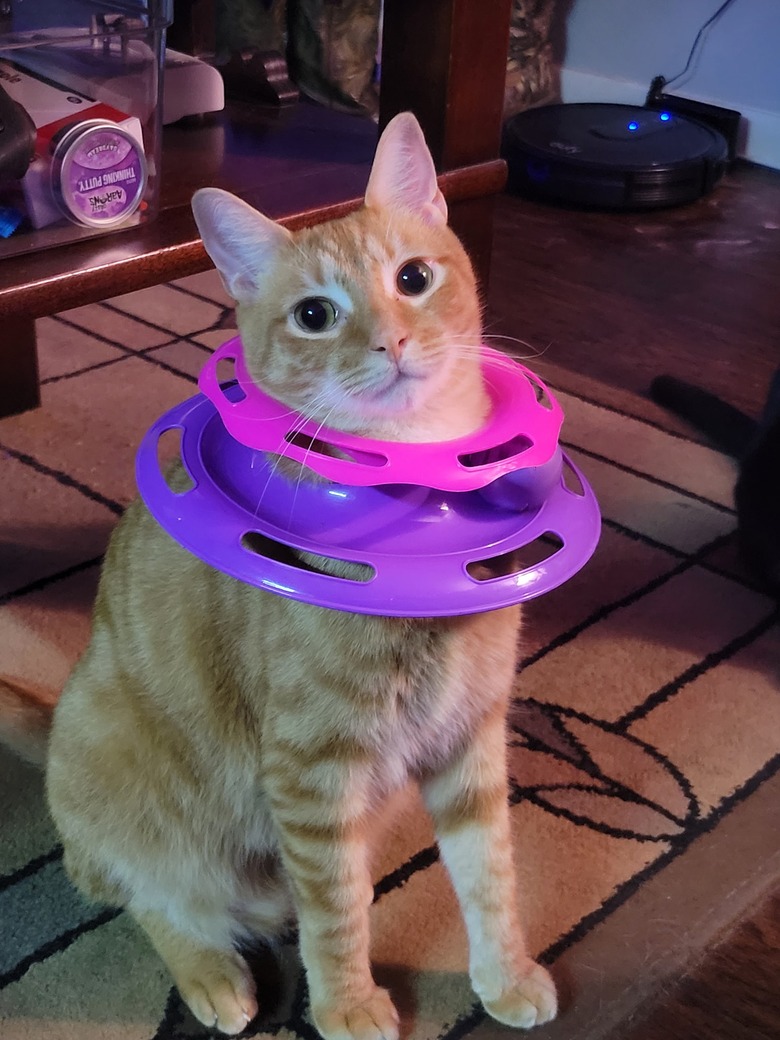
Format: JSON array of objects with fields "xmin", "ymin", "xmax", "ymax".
[
  {"xmin": 421, "ymin": 705, "xmax": 557, "ymax": 1030},
  {"xmin": 131, "ymin": 908, "xmax": 258, "ymax": 1035}
]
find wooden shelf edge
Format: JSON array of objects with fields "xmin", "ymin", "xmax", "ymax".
[{"xmin": 0, "ymin": 160, "xmax": 506, "ymax": 322}]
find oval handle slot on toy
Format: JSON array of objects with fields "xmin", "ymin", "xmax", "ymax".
[
  {"xmin": 466, "ymin": 532, "xmax": 564, "ymax": 583},
  {"xmin": 283, "ymin": 431, "xmax": 389, "ymax": 470},
  {"xmin": 562, "ymin": 456, "xmax": 586, "ymax": 496},
  {"xmin": 526, "ymin": 372, "xmax": 555, "ymax": 410},
  {"xmin": 458, "ymin": 432, "xmax": 533, "ymax": 469},
  {"xmin": 214, "ymin": 352, "xmax": 247, "ymax": 402},
  {"xmin": 240, "ymin": 532, "xmax": 376, "ymax": 585},
  {"xmin": 156, "ymin": 424, "xmax": 196, "ymax": 495}
]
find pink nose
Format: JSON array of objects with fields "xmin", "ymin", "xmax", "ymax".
[{"xmin": 372, "ymin": 335, "xmax": 408, "ymax": 362}]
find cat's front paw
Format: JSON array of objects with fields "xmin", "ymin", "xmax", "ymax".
[
  {"xmin": 312, "ymin": 987, "xmax": 400, "ymax": 1040},
  {"xmin": 481, "ymin": 961, "xmax": 557, "ymax": 1030},
  {"xmin": 176, "ymin": 948, "xmax": 258, "ymax": 1035}
]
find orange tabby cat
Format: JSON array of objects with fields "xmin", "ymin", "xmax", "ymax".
[{"xmin": 31, "ymin": 114, "xmax": 557, "ymax": 1037}]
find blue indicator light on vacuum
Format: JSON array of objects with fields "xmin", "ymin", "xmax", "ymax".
[
  {"xmin": 627, "ymin": 121, "xmax": 639, "ymax": 131},
  {"xmin": 660, "ymin": 112, "xmax": 671, "ymax": 121}
]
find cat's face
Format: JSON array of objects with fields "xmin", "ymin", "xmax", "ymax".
[
  {"xmin": 192, "ymin": 114, "xmax": 486, "ymax": 441},
  {"xmin": 235, "ymin": 207, "xmax": 481, "ymax": 433}
]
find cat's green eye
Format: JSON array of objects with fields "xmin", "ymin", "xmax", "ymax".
[
  {"xmin": 397, "ymin": 260, "xmax": 433, "ymax": 297},
  {"xmin": 293, "ymin": 297, "xmax": 339, "ymax": 333}
]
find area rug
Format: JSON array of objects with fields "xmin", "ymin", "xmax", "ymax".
[{"xmin": 1, "ymin": 272, "xmax": 778, "ymax": 1040}]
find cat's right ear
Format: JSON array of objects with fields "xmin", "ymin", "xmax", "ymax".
[{"xmin": 191, "ymin": 188, "xmax": 292, "ymax": 303}]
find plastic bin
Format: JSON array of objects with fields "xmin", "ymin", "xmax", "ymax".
[{"xmin": 0, "ymin": 0, "xmax": 172, "ymax": 257}]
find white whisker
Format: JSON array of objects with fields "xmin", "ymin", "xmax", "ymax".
[
  {"xmin": 288, "ymin": 401, "xmax": 342, "ymax": 525},
  {"xmin": 252, "ymin": 387, "xmax": 339, "ymax": 517},
  {"xmin": 483, "ymin": 335, "xmax": 550, "ymax": 360}
]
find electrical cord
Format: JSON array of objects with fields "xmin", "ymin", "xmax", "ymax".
[{"xmin": 647, "ymin": 0, "xmax": 738, "ymax": 101}]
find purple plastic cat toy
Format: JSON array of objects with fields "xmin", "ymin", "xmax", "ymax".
[{"xmin": 135, "ymin": 338, "xmax": 601, "ymax": 616}]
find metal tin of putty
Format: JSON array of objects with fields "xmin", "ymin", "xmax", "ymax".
[{"xmin": 51, "ymin": 119, "xmax": 147, "ymax": 228}]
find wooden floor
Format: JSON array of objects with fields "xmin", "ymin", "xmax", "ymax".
[
  {"xmin": 487, "ymin": 161, "xmax": 780, "ymax": 1040},
  {"xmin": 624, "ymin": 892, "xmax": 780, "ymax": 1040},
  {"xmin": 487, "ymin": 161, "xmax": 780, "ymax": 421}
]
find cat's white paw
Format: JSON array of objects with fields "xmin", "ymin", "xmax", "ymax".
[
  {"xmin": 481, "ymin": 961, "xmax": 557, "ymax": 1030},
  {"xmin": 176, "ymin": 949, "xmax": 258, "ymax": 1035},
  {"xmin": 313, "ymin": 986, "xmax": 400, "ymax": 1040}
]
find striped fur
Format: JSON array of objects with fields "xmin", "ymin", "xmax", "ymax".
[{"xmin": 45, "ymin": 115, "xmax": 556, "ymax": 1038}]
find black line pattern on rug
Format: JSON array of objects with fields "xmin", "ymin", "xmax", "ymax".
[
  {"xmin": 515, "ymin": 698, "xmax": 698, "ymax": 811},
  {"xmin": 435, "ymin": 751, "xmax": 780, "ymax": 1040},
  {"xmin": 562, "ymin": 439, "xmax": 736, "ymax": 514},
  {"xmin": 518, "ymin": 531, "xmax": 734, "ymax": 672},
  {"xmin": 0, "ymin": 906, "xmax": 121, "ymax": 989},
  {"xmin": 372, "ymin": 844, "xmax": 440, "ymax": 902},
  {"xmin": 52, "ymin": 312, "xmax": 148, "ymax": 354},
  {"xmin": 539, "ymin": 372, "xmax": 720, "ymax": 450},
  {"xmin": 0, "ymin": 440, "xmax": 124, "ymax": 516},
  {"xmin": 165, "ymin": 281, "xmax": 235, "ymax": 329},
  {"xmin": 596, "ymin": 517, "xmax": 750, "ymax": 594},
  {"xmin": 166, "ymin": 280, "xmax": 226, "ymax": 305},
  {"xmin": 281, "ymin": 964, "xmax": 322, "ymax": 1040},
  {"xmin": 601, "ymin": 515, "xmax": 689, "ymax": 558},
  {"xmin": 51, "ymin": 315, "xmax": 201, "ymax": 386},
  {"xmin": 541, "ymin": 749, "xmax": 780, "ymax": 965},
  {"xmin": 42, "ymin": 353, "xmax": 145, "ymax": 386},
  {"xmin": 617, "ymin": 608, "xmax": 779, "ymax": 730},
  {"xmin": 0, "ymin": 845, "xmax": 62, "ymax": 894},
  {"xmin": 151, "ymin": 987, "xmax": 188, "ymax": 1040},
  {"xmin": 50, "ymin": 312, "xmax": 187, "ymax": 375},
  {"xmin": 55, "ymin": 304, "xmax": 231, "ymax": 350},
  {"xmin": 100, "ymin": 299, "xmax": 230, "ymax": 342},
  {"xmin": 0, "ymin": 556, "xmax": 103, "ymax": 607},
  {"xmin": 510, "ymin": 699, "xmax": 700, "ymax": 842},
  {"xmin": 598, "ymin": 517, "xmax": 767, "ymax": 597},
  {"xmin": 46, "ymin": 309, "xmax": 224, "ymax": 385},
  {"xmin": 41, "ymin": 339, "xmax": 212, "ymax": 388}
]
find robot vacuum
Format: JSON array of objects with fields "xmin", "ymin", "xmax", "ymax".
[{"xmin": 503, "ymin": 102, "xmax": 728, "ymax": 210}]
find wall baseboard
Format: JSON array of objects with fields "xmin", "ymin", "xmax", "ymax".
[{"xmin": 561, "ymin": 69, "xmax": 780, "ymax": 171}]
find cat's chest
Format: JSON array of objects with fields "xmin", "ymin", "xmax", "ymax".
[
  {"xmin": 370, "ymin": 680, "xmax": 471, "ymax": 790},
  {"xmin": 258, "ymin": 604, "xmax": 520, "ymax": 795},
  {"xmin": 360, "ymin": 618, "xmax": 516, "ymax": 788}
]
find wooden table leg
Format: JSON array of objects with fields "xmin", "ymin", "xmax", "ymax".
[
  {"xmin": 0, "ymin": 318, "xmax": 41, "ymax": 418},
  {"xmin": 379, "ymin": 0, "xmax": 513, "ymax": 170},
  {"xmin": 380, "ymin": 0, "xmax": 512, "ymax": 294},
  {"xmin": 449, "ymin": 195, "xmax": 498, "ymax": 294}
]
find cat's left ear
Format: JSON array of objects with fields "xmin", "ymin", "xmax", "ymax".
[{"xmin": 364, "ymin": 112, "xmax": 448, "ymax": 226}]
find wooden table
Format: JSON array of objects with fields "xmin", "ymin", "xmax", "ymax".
[{"xmin": 0, "ymin": 0, "xmax": 512, "ymax": 417}]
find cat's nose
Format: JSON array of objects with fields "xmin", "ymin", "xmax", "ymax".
[{"xmin": 372, "ymin": 335, "xmax": 408, "ymax": 363}]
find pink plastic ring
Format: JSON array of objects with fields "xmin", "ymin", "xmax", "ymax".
[{"xmin": 198, "ymin": 337, "xmax": 563, "ymax": 491}]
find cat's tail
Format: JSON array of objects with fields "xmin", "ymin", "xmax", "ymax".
[
  {"xmin": 650, "ymin": 375, "xmax": 757, "ymax": 459},
  {"xmin": 0, "ymin": 679, "xmax": 52, "ymax": 767}
]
